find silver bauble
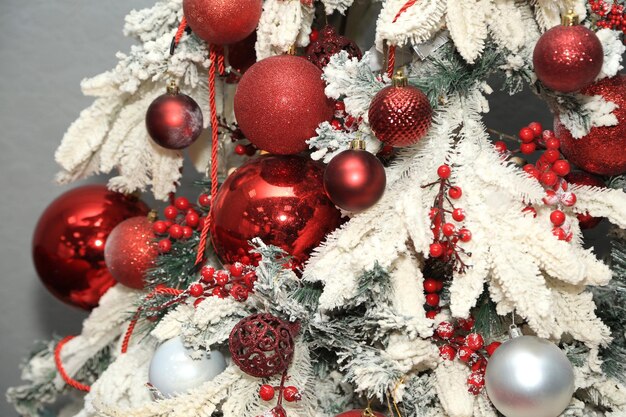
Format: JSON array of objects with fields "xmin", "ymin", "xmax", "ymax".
[
  {"xmin": 485, "ymin": 327, "xmax": 575, "ymax": 417},
  {"xmin": 148, "ymin": 337, "xmax": 227, "ymax": 398}
]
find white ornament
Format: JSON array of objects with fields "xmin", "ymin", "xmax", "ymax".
[{"xmin": 148, "ymin": 337, "xmax": 227, "ymax": 398}]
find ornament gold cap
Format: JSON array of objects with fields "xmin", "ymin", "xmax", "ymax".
[
  {"xmin": 361, "ymin": 406, "xmax": 376, "ymax": 417},
  {"xmin": 508, "ymin": 324, "xmax": 523, "ymax": 339},
  {"xmin": 561, "ymin": 9, "xmax": 579, "ymax": 26},
  {"xmin": 349, "ymin": 138, "xmax": 366, "ymax": 150},
  {"xmin": 287, "ymin": 44, "xmax": 296, "ymax": 56},
  {"xmin": 392, "ymin": 69, "xmax": 408, "ymax": 87},
  {"xmin": 166, "ymin": 80, "xmax": 180, "ymax": 95},
  {"xmin": 147, "ymin": 210, "xmax": 158, "ymax": 222},
  {"xmin": 509, "ymin": 156, "xmax": 527, "ymax": 167}
]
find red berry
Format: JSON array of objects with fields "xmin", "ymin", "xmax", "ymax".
[
  {"xmin": 425, "ymin": 293, "xmax": 440, "ymax": 307},
  {"xmin": 519, "ymin": 127, "xmax": 535, "ymax": 143},
  {"xmin": 283, "ymin": 386, "xmax": 301, "ymax": 402},
  {"xmin": 193, "ymin": 297, "xmax": 205, "ymax": 308},
  {"xmin": 550, "ymin": 210, "xmax": 566, "ymax": 226},
  {"xmin": 153, "ymin": 220, "xmax": 168, "ymax": 235},
  {"xmin": 245, "ymin": 144, "xmax": 257, "ymax": 156},
  {"xmin": 189, "ymin": 283, "xmax": 204, "ymax": 297},
  {"xmin": 229, "ymin": 262, "xmax": 244, "ymax": 277},
  {"xmin": 543, "ymin": 149, "xmax": 560, "ymax": 163},
  {"xmin": 212, "ymin": 287, "xmax": 224, "ymax": 297},
  {"xmin": 330, "ymin": 119, "xmax": 343, "ymax": 130},
  {"xmin": 200, "ymin": 266, "xmax": 215, "ymax": 283},
  {"xmin": 439, "ymin": 345, "xmax": 456, "ymax": 361},
  {"xmin": 467, "ymin": 371, "xmax": 485, "ymax": 393},
  {"xmin": 540, "ymin": 171, "xmax": 558, "ymax": 186},
  {"xmin": 528, "ymin": 122, "xmax": 543, "ymax": 136},
  {"xmin": 168, "ymin": 224, "xmax": 184, "ymax": 239},
  {"xmin": 158, "ymin": 238, "xmax": 172, "ymax": 253},
  {"xmin": 459, "ymin": 228, "xmax": 472, "ymax": 242},
  {"xmin": 215, "ymin": 270, "xmax": 229, "ymax": 286},
  {"xmin": 243, "ymin": 271, "xmax": 257, "ymax": 288},
  {"xmin": 423, "ymin": 278, "xmax": 440, "ymax": 293},
  {"xmin": 545, "ymin": 137, "xmax": 560, "ymax": 149},
  {"xmin": 182, "ymin": 226, "xmax": 194, "ymax": 239},
  {"xmin": 452, "ymin": 208, "xmax": 466, "ymax": 222},
  {"xmin": 552, "ymin": 160, "xmax": 570, "ymax": 176},
  {"xmin": 429, "ymin": 207, "xmax": 439, "ymax": 219},
  {"xmin": 174, "ymin": 197, "xmax": 190, "ymax": 210},
  {"xmin": 471, "ymin": 358, "xmax": 487, "ymax": 372},
  {"xmin": 234, "ymin": 144, "xmax": 246, "ymax": 155},
  {"xmin": 437, "ymin": 164, "xmax": 451, "ymax": 179},
  {"xmin": 465, "ymin": 333, "xmax": 484, "ymax": 350},
  {"xmin": 344, "ymin": 115, "xmax": 356, "ymax": 128},
  {"xmin": 552, "ymin": 227, "xmax": 567, "ymax": 240},
  {"xmin": 458, "ymin": 346, "xmax": 474, "ymax": 362},
  {"xmin": 442, "ymin": 223, "xmax": 456, "ymax": 236},
  {"xmin": 259, "ymin": 384, "xmax": 275, "ymax": 401},
  {"xmin": 520, "ymin": 142, "xmax": 536, "ymax": 154},
  {"xmin": 561, "ymin": 192, "xmax": 576, "ymax": 207},
  {"xmin": 494, "ymin": 141, "xmax": 507, "ymax": 153},
  {"xmin": 309, "ymin": 28, "xmax": 319, "ymax": 42},
  {"xmin": 164, "ymin": 205, "xmax": 178, "ymax": 220},
  {"xmin": 448, "ymin": 186, "xmax": 462, "ymax": 199},
  {"xmin": 436, "ymin": 321, "xmax": 455, "ymax": 339},
  {"xmin": 429, "ymin": 243, "xmax": 444, "ymax": 257},
  {"xmin": 458, "ymin": 316, "xmax": 475, "ymax": 331},
  {"xmin": 485, "ymin": 341, "xmax": 502, "ymax": 356},
  {"xmin": 425, "ymin": 310, "xmax": 438, "ymax": 319},
  {"xmin": 334, "ymin": 101, "xmax": 345, "ymax": 112},
  {"xmin": 185, "ymin": 211, "xmax": 200, "ymax": 228},
  {"xmin": 522, "ymin": 206, "xmax": 537, "ymax": 217},
  {"xmin": 198, "ymin": 193, "xmax": 211, "ymax": 207},
  {"xmin": 229, "ymin": 284, "xmax": 249, "ymax": 301}
]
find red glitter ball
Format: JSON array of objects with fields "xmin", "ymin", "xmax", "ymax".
[{"xmin": 183, "ymin": 0, "xmax": 262, "ymax": 45}]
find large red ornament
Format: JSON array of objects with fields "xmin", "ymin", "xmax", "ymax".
[
  {"xmin": 368, "ymin": 71, "xmax": 432, "ymax": 147},
  {"xmin": 32, "ymin": 185, "xmax": 149, "ymax": 310},
  {"xmin": 210, "ymin": 155, "xmax": 342, "ymax": 269},
  {"xmin": 335, "ymin": 410, "xmax": 386, "ymax": 417},
  {"xmin": 554, "ymin": 75, "xmax": 626, "ymax": 176},
  {"xmin": 234, "ymin": 55, "xmax": 334, "ymax": 155},
  {"xmin": 565, "ymin": 171, "xmax": 606, "ymax": 229},
  {"xmin": 533, "ymin": 19, "xmax": 603, "ymax": 93},
  {"xmin": 306, "ymin": 25, "xmax": 362, "ymax": 70},
  {"xmin": 104, "ymin": 215, "xmax": 158, "ymax": 289},
  {"xmin": 146, "ymin": 83, "xmax": 203, "ymax": 150},
  {"xmin": 324, "ymin": 140, "xmax": 386, "ymax": 211},
  {"xmin": 183, "ymin": 0, "xmax": 262, "ymax": 45},
  {"xmin": 229, "ymin": 313, "xmax": 298, "ymax": 377}
]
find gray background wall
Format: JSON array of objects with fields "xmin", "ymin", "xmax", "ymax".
[{"xmin": 0, "ymin": 1, "xmax": 568, "ymax": 416}]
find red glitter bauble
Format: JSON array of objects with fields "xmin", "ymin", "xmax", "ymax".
[
  {"xmin": 234, "ymin": 55, "xmax": 334, "ymax": 155},
  {"xmin": 229, "ymin": 313, "xmax": 298, "ymax": 377},
  {"xmin": 368, "ymin": 80, "xmax": 432, "ymax": 147},
  {"xmin": 565, "ymin": 171, "xmax": 606, "ymax": 229},
  {"xmin": 146, "ymin": 87, "xmax": 203, "ymax": 150},
  {"xmin": 533, "ymin": 25, "xmax": 603, "ymax": 93},
  {"xmin": 183, "ymin": 0, "xmax": 262, "ymax": 45},
  {"xmin": 32, "ymin": 185, "xmax": 149, "ymax": 310},
  {"xmin": 324, "ymin": 147, "xmax": 386, "ymax": 211},
  {"xmin": 306, "ymin": 25, "xmax": 362, "ymax": 70},
  {"xmin": 554, "ymin": 75, "xmax": 626, "ymax": 176},
  {"xmin": 335, "ymin": 410, "xmax": 386, "ymax": 417},
  {"xmin": 210, "ymin": 155, "xmax": 342, "ymax": 269},
  {"xmin": 104, "ymin": 216, "xmax": 158, "ymax": 289}
]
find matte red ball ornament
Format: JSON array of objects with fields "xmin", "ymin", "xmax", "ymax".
[
  {"xmin": 532, "ymin": 14, "xmax": 603, "ymax": 93},
  {"xmin": 104, "ymin": 215, "xmax": 158, "ymax": 289},
  {"xmin": 32, "ymin": 185, "xmax": 149, "ymax": 309},
  {"xmin": 146, "ymin": 82, "xmax": 203, "ymax": 150},
  {"xmin": 234, "ymin": 55, "xmax": 334, "ymax": 155},
  {"xmin": 229, "ymin": 313, "xmax": 299, "ymax": 377},
  {"xmin": 183, "ymin": 0, "xmax": 262, "ymax": 45},
  {"xmin": 565, "ymin": 171, "xmax": 606, "ymax": 229},
  {"xmin": 323, "ymin": 140, "xmax": 386, "ymax": 211},
  {"xmin": 210, "ymin": 155, "xmax": 342, "ymax": 269},
  {"xmin": 335, "ymin": 410, "xmax": 386, "ymax": 417},
  {"xmin": 306, "ymin": 25, "xmax": 362, "ymax": 70},
  {"xmin": 555, "ymin": 75, "xmax": 626, "ymax": 176}
]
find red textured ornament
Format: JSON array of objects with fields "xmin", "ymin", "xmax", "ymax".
[
  {"xmin": 210, "ymin": 155, "xmax": 342, "ymax": 269},
  {"xmin": 305, "ymin": 25, "xmax": 362, "ymax": 70},
  {"xmin": 183, "ymin": 0, "xmax": 262, "ymax": 45},
  {"xmin": 533, "ymin": 21, "xmax": 603, "ymax": 93},
  {"xmin": 32, "ymin": 185, "xmax": 149, "ymax": 310},
  {"xmin": 369, "ymin": 72, "xmax": 432, "ymax": 147},
  {"xmin": 229, "ymin": 313, "xmax": 298, "ymax": 378},
  {"xmin": 323, "ymin": 142, "xmax": 386, "ymax": 211},
  {"xmin": 555, "ymin": 75, "xmax": 626, "ymax": 175},
  {"xmin": 335, "ymin": 410, "xmax": 386, "ymax": 417},
  {"xmin": 234, "ymin": 55, "xmax": 334, "ymax": 155},
  {"xmin": 104, "ymin": 216, "xmax": 158, "ymax": 289},
  {"xmin": 566, "ymin": 171, "xmax": 606, "ymax": 229},
  {"xmin": 146, "ymin": 83, "xmax": 203, "ymax": 150}
]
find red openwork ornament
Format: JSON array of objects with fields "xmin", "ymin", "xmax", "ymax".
[
  {"xmin": 306, "ymin": 26, "xmax": 362, "ymax": 69},
  {"xmin": 229, "ymin": 313, "xmax": 299, "ymax": 378}
]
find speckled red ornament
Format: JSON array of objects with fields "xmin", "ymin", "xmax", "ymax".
[
  {"xmin": 533, "ymin": 24, "xmax": 603, "ymax": 93},
  {"xmin": 368, "ymin": 73, "xmax": 432, "ymax": 147},
  {"xmin": 104, "ymin": 216, "xmax": 158, "ymax": 289},
  {"xmin": 229, "ymin": 313, "xmax": 298, "ymax": 377},
  {"xmin": 565, "ymin": 171, "xmax": 606, "ymax": 229},
  {"xmin": 555, "ymin": 75, "xmax": 626, "ymax": 176},
  {"xmin": 306, "ymin": 25, "xmax": 362, "ymax": 70},
  {"xmin": 234, "ymin": 55, "xmax": 334, "ymax": 155},
  {"xmin": 183, "ymin": 0, "xmax": 262, "ymax": 45},
  {"xmin": 335, "ymin": 410, "xmax": 386, "ymax": 417},
  {"xmin": 32, "ymin": 185, "xmax": 149, "ymax": 310}
]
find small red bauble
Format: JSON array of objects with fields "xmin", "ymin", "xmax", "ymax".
[
  {"xmin": 215, "ymin": 270, "xmax": 229, "ymax": 286},
  {"xmin": 32, "ymin": 185, "xmax": 148, "ymax": 309},
  {"xmin": 306, "ymin": 25, "xmax": 362, "ymax": 70},
  {"xmin": 436, "ymin": 321, "xmax": 455, "ymax": 339},
  {"xmin": 545, "ymin": 137, "xmax": 561, "ymax": 149},
  {"xmin": 198, "ymin": 193, "xmax": 211, "ymax": 207},
  {"xmin": 459, "ymin": 229, "xmax": 472, "ymax": 242},
  {"xmin": 335, "ymin": 410, "xmax": 386, "ymax": 417},
  {"xmin": 185, "ymin": 212, "xmax": 200, "ymax": 228},
  {"xmin": 552, "ymin": 227, "xmax": 567, "ymax": 240},
  {"xmin": 425, "ymin": 293, "xmax": 440, "ymax": 307},
  {"xmin": 555, "ymin": 75, "xmax": 626, "ymax": 176},
  {"xmin": 520, "ymin": 142, "xmax": 536, "ymax": 155},
  {"xmin": 229, "ymin": 262, "xmax": 244, "ymax": 277},
  {"xmin": 259, "ymin": 384, "xmax": 275, "ymax": 401},
  {"xmin": 550, "ymin": 210, "xmax": 566, "ymax": 226},
  {"xmin": 439, "ymin": 344, "xmax": 456, "ymax": 361},
  {"xmin": 494, "ymin": 141, "xmax": 507, "ymax": 153},
  {"xmin": 146, "ymin": 84, "xmax": 203, "ymax": 150},
  {"xmin": 168, "ymin": 224, "xmax": 184, "ymax": 239},
  {"xmin": 189, "ymin": 283, "xmax": 204, "ymax": 297},
  {"xmin": 448, "ymin": 186, "xmax": 462, "ymax": 199},
  {"xmin": 533, "ymin": 23, "xmax": 603, "ymax": 92},
  {"xmin": 452, "ymin": 208, "xmax": 466, "ymax": 222},
  {"xmin": 368, "ymin": 72, "xmax": 432, "ymax": 147},
  {"xmin": 158, "ymin": 238, "xmax": 172, "ymax": 253},
  {"xmin": 425, "ymin": 310, "xmax": 438, "ymax": 319},
  {"xmin": 323, "ymin": 143, "xmax": 386, "ymax": 211},
  {"xmin": 283, "ymin": 386, "xmax": 301, "ymax": 402},
  {"xmin": 201, "ymin": 265, "xmax": 215, "ymax": 282},
  {"xmin": 164, "ymin": 205, "xmax": 178, "ymax": 220},
  {"xmin": 153, "ymin": 220, "xmax": 168, "ymax": 235},
  {"xmin": 543, "ymin": 149, "xmax": 560, "ymax": 163},
  {"xmin": 210, "ymin": 155, "xmax": 342, "ymax": 269},
  {"xmin": 465, "ymin": 333, "xmax": 484, "ymax": 350},
  {"xmin": 519, "ymin": 127, "xmax": 535, "ymax": 143},
  {"xmin": 566, "ymin": 171, "xmax": 606, "ymax": 229},
  {"xmin": 423, "ymin": 278, "xmax": 440, "ymax": 293},
  {"xmin": 528, "ymin": 122, "xmax": 543, "ymax": 136},
  {"xmin": 183, "ymin": 0, "xmax": 262, "ymax": 45},
  {"xmin": 174, "ymin": 197, "xmax": 190, "ymax": 210},
  {"xmin": 229, "ymin": 313, "xmax": 298, "ymax": 378},
  {"xmin": 540, "ymin": 171, "xmax": 558, "ymax": 186},
  {"xmin": 442, "ymin": 223, "xmax": 456, "ymax": 236},
  {"xmin": 429, "ymin": 243, "xmax": 444, "ymax": 257},
  {"xmin": 485, "ymin": 341, "xmax": 502, "ymax": 356},
  {"xmin": 552, "ymin": 160, "xmax": 571, "ymax": 176},
  {"xmin": 458, "ymin": 346, "xmax": 474, "ymax": 362},
  {"xmin": 437, "ymin": 164, "xmax": 451, "ymax": 179},
  {"xmin": 234, "ymin": 55, "xmax": 334, "ymax": 155},
  {"xmin": 458, "ymin": 317, "xmax": 475, "ymax": 331}
]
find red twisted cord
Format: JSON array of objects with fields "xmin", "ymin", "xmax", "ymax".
[
  {"xmin": 54, "ymin": 336, "xmax": 91, "ymax": 392},
  {"xmin": 173, "ymin": 16, "xmax": 188, "ymax": 50},
  {"xmin": 121, "ymin": 287, "xmax": 184, "ymax": 354},
  {"xmin": 194, "ymin": 45, "xmax": 221, "ymax": 266},
  {"xmin": 386, "ymin": 0, "xmax": 419, "ymax": 78},
  {"xmin": 216, "ymin": 45, "xmax": 226, "ymax": 75}
]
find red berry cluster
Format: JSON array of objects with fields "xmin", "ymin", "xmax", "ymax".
[
  {"xmin": 589, "ymin": 1, "xmax": 626, "ymax": 33},
  {"xmin": 424, "ymin": 165, "xmax": 471, "ymax": 273},
  {"xmin": 423, "ymin": 277, "xmax": 444, "ymax": 316},
  {"xmin": 188, "ymin": 263, "xmax": 257, "ymax": 304},
  {"xmin": 153, "ymin": 196, "xmax": 207, "ymax": 253},
  {"xmin": 259, "ymin": 384, "xmax": 301, "ymax": 402},
  {"xmin": 330, "ymin": 101, "xmax": 360, "ymax": 132},
  {"xmin": 435, "ymin": 319, "xmax": 501, "ymax": 395}
]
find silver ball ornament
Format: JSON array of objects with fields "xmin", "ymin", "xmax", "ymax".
[
  {"xmin": 148, "ymin": 337, "xmax": 227, "ymax": 398},
  {"xmin": 485, "ymin": 327, "xmax": 575, "ymax": 417}
]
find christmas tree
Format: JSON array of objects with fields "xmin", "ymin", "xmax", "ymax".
[{"xmin": 7, "ymin": 0, "xmax": 626, "ymax": 417}]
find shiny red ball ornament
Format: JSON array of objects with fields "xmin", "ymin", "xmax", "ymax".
[
  {"xmin": 32, "ymin": 185, "xmax": 149, "ymax": 309},
  {"xmin": 210, "ymin": 155, "xmax": 342, "ymax": 269},
  {"xmin": 183, "ymin": 0, "xmax": 262, "ymax": 45},
  {"xmin": 146, "ymin": 83, "xmax": 203, "ymax": 150},
  {"xmin": 555, "ymin": 75, "xmax": 626, "ymax": 176},
  {"xmin": 532, "ymin": 16, "xmax": 603, "ymax": 93},
  {"xmin": 104, "ymin": 215, "xmax": 158, "ymax": 289},
  {"xmin": 306, "ymin": 25, "xmax": 362, "ymax": 70},
  {"xmin": 565, "ymin": 171, "xmax": 606, "ymax": 229},
  {"xmin": 368, "ymin": 71, "xmax": 432, "ymax": 147},
  {"xmin": 234, "ymin": 55, "xmax": 334, "ymax": 155},
  {"xmin": 335, "ymin": 410, "xmax": 386, "ymax": 417},
  {"xmin": 229, "ymin": 313, "xmax": 299, "ymax": 377},
  {"xmin": 323, "ymin": 141, "xmax": 386, "ymax": 211}
]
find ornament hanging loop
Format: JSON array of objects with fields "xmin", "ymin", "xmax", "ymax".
[
  {"xmin": 349, "ymin": 137, "xmax": 366, "ymax": 150},
  {"xmin": 562, "ymin": 9, "xmax": 579, "ymax": 26},
  {"xmin": 508, "ymin": 324, "xmax": 523, "ymax": 339},
  {"xmin": 392, "ymin": 69, "xmax": 408, "ymax": 87},
  {"xmin": 166, "ymin": 80, "xmax": 180, "ymax": 95}
]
